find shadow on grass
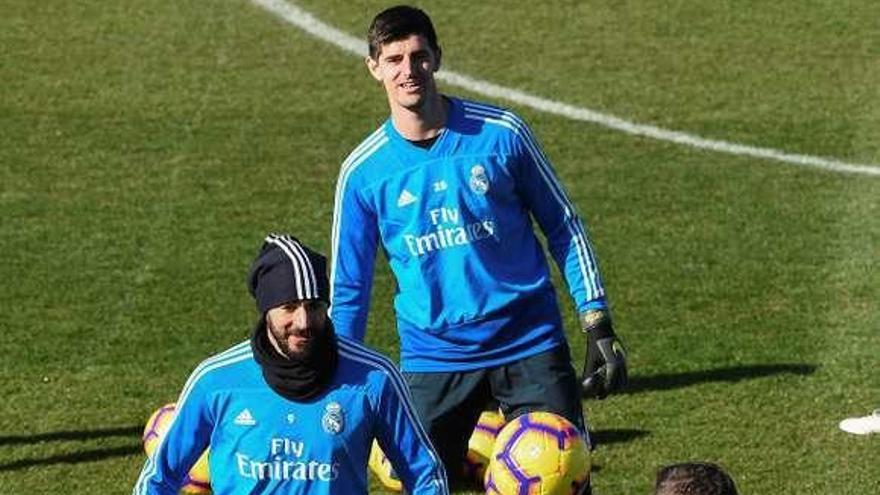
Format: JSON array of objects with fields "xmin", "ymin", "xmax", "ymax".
[
  {"xmin": 623, "ymin": 363, "xmax": 817, "ymax": 395},
  {"xmin": 591, "ymin": 428, "xmax": 649, "ymax": 445},
  {"xmin": 0, "ymin": 425, "xmax": 142, "ymax": 446},
  {"xmin": 0, "ymin": 444, "xmax": 142, "ymax": 472},
  {"xmin": 0, "ymin": 425, "xmax": 144, "ymax": 472}
]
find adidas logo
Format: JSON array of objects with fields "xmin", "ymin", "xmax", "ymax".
[
  {"xmin": 234, "ymin": 408, "xmax": 256, "ymax": 426},
  {"xmin": 397, "ymin": 189, "xmax": 418, "ymax": 207}
]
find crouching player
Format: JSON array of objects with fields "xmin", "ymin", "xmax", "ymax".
[{"xmin": 133, "ymin": 233, "xmax": 448, "ymax": 495}]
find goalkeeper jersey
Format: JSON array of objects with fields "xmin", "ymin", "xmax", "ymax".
[
  {"xmin": 330, "ymin": 97, "xmax": 607, "ymax": 372},
  {"xmin": 133, "ymin": 338, "xmax": 448, "ymax": 495}
]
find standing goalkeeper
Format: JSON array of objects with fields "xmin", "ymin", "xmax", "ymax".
[{"xmin": 330, "ymin": 4, "xmax": 628, "ymax": 486}]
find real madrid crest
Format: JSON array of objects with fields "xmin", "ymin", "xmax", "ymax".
[
  {"xmin": 469, "ymin": 165, "xmax": 490, "ymax": 195},
  {"xmin": 322, "ymin": 402, "xmax": 345, "ymax": 435}
]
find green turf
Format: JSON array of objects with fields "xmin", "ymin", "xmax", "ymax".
[{"xmin": 1, "ymin": 1, "xmax": 878, "ymax": 494}]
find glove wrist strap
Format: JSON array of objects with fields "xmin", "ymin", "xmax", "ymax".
[{"xmin": 580, "ymin": 310, "xmax": 615, "ymax": 340}]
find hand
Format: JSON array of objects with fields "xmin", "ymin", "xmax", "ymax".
[
  {"xmin": 580, "ymin": 310, "xmax": 628, "ymax": 399},
  {"xmin": 582, "ymin": 335, "xmax": 628, "ymax": 399}
]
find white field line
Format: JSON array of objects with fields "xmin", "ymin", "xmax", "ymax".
[{"xmin": 251, "ymin": 0, "xmax": 880, "ymax": 177}]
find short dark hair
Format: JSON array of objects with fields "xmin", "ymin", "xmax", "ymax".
[
  {"xmin": 654, "ymin": 462, "xmax": 738, "ymax": 495},
  {"xmin": 367, "ymin": 5, "xmax": 441, "ymax": 59}
]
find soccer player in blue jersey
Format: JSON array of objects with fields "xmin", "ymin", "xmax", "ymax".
[
  {"xmin": 133, "ymin": 234, "xmax": 448, "ymax": 495},
  {"xmin": 330, "ymin": 5, "xmax": 629, "ymax": 487}
]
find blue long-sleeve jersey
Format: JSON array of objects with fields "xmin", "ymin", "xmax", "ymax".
[
  {"xmin": 133, "ymin": 338, "xmax": 448, "ymax": 495},
  {"xmin": 330, "ymin": 97, "xmax": 607, "ymax": 372}
]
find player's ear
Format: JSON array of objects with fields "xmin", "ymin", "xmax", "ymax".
[
  {"xmin": 366, "ymin": 56, "xmax": 383, "ymax": 82},
  {"xmin": 434, "ymin": 46, "xmax": 442, "ymax": 72}
]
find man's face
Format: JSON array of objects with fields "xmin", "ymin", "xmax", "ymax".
[
  {"xmin": 265, "ymin": 300, "xmax": 328, "ymax": 359},
  {"xmin": 366, "ymin": 34, "xmax": 440, "ymax": 112}
]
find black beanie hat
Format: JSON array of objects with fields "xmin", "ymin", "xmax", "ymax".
[{"xmin": 248, "ymin": 233, "xmax": 330, "ymax": 314}]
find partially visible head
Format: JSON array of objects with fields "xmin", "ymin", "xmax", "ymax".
[
  {"xmin": 248, "ymin": 234, "xmax": 330, "ymax": 359},
  {"xmin": 367, "ymin": 5, "xmax": 440, "ymax": 61},
  {"xmin": 654, "ymin": 462, "xmax": 738, "ymax": 495}
]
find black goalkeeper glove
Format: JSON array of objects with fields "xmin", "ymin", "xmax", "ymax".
[{"xmin": 580, "ymin": 310, "xmax": 628, "ymax": 399}]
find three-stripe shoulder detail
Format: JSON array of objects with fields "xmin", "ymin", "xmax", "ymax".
[
  {"xmin": 329, "ymin": 128, "xmax": 389, "ymax": 305},
  {"xmin": 461, "ymin": 100, "xmax": 604, "ymax": 300},
  {"xmin": 336, "ymin": 338, "xmax": 450, "ymax": 495},
  {"xmin": 133, "ymin": 341, "xmax": 253, "ymax": 495}
]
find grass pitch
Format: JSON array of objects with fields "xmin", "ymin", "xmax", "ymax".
[{"xmin": 1, "ymin": 1, "xmax": 878, "ymax": 494}]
